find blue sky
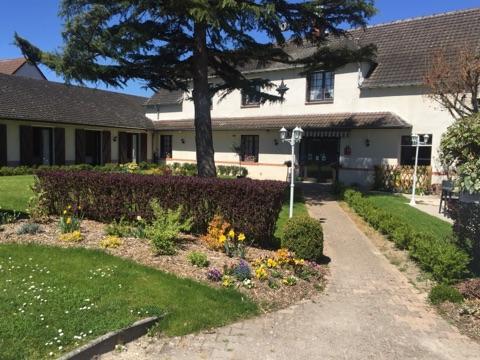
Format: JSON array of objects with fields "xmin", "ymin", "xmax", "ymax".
[{"xmin": 1, "ymin": 0, "xmax": 478, "ymax": 97}]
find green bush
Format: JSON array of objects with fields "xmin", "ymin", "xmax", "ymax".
[
  {"xmin": 282, "ymin": 215, "xmax": 324, "ymax": 262},
  {"xmin": 187, "ymin": 251, "xmax": 210, "ymax": 267},
  {"xmin": 429, "ymin": 284, "xmax": 464, "ymax": 305},
  {"xmin": 343, "ymin": 188, "xmax": 470, "ymax": 283},
  {"xmin": 145, "ymin": 201, "xmax": 192, "ymax": 255},
  {"xmin": 105, "ymin": 217, "xmax": 133, "ymax": 237}
]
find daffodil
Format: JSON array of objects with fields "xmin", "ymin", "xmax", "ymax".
[
  {"xmin": 136, "ymin": 215, "xmax": 142, "ymax": 221},
  {"xmin": 238, "ymin": 233, "xmax": 246, "ymax": 242},
  {"xmin": 228, "ymin": 229, "xmax": 235, "ymax": 238},
  {"xmin": 219, "ymin": 234, "xmax": 227, "ymax": 244},
  {"xmin": 66, "ymin": 217, "xmax": 72, "ymax": 225},
  {"xmin": 63, "ymin": 210, "xmax": 67, "ymax": 215}
]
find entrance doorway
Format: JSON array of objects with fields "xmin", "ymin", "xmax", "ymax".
[
  {"xmin": 300, "ymin": 137, "xmax": 340, "ymax": 183},
  {"xmin": 85, "ymin": 130, "xmax": 102, "ymax": 165}
]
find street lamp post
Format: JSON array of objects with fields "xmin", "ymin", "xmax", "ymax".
[
  {"xmin": 280, "ymin": 126, "xmax": 304, "ymax": 218},
  {"xmin": 410, "ymin": 133, "xmax": 430, "ymax": 206}
]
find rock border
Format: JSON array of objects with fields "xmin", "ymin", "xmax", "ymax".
[{"xmin": 58, "ymin": 316, "xmax": 161, "ymax": 360}]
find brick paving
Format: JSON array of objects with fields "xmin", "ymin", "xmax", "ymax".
[{"xmin": 101, "ymin": 185, "xmax": 480, "ymax": 360}]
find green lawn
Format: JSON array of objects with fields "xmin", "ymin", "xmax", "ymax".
[
  {"xmin": 0, "ymin": 175, "xmax": 35, "ymax": 213},
  {"xmin": 274, "ymin": 189, "xmax": 309, "ymax": 241},
  {"xmin": 0, "ymin": 244, "xmax": 257, "ymax": 360},
  {"xmin": 365, "ymin": 192, "xmax": 452, "ymax": 239}
]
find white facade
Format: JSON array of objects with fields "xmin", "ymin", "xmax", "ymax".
[{"xmin": 147, "ymin": 63, "xmax": 453, "ymax": 185}]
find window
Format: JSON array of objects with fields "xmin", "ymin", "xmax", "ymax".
[
  {"xmin": 241, "ymin": 85, "xmax": 261, "ymax": 107},
  {"xmin": 240, "ymin": 135, "xmax": 259, "ymax": 162},
  {"xmin": 32, "ymin": 127, "xmax": 53, "ymax": 165},
  {"xmin": 84, "ymin": 130, "xmax": 102, "ymax": 165},
  {"xmin": 160, "ymin": 135, "xmax": 172, "ymax": 159},
  {"xmin": 400, "ymin": 134, "xmax": 432, "ymax": 166},
  {"xmin": 306, "ymin": 71, "xmax": 334, "ymax": 102}
]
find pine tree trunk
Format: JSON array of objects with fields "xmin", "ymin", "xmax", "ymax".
[{"xmin": 192, "ymin": 21, "xmax": 216, "ymax": 177}]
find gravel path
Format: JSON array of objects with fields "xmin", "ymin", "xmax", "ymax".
[{"xmin": 101, "ymin": 185, "xmax": 480, "ymax": 360}]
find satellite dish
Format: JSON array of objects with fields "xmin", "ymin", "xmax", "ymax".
[{"xmin": 280, "ymin": 22, "xmax": 289, "ymax": 31}]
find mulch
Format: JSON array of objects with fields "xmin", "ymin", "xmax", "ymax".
[{"xmin": 0, "ymin": 218, "xmax": 328, "ymax": 312}]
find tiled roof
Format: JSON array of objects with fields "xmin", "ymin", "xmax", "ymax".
[
  {"xmin": 154, "ymin": 112, "xmax": 410, "ymax": 131},
  {"xmin": 358, "ymin": 8, "xmax": 480, "ymax": 88},
  {"xmin": 0, "ymin": 58, "xmax": 27, "ymax": 75},
  {"xmin": 0, "ymin": 73, "xmax": 153, "ymax": 130},
  {"xmin": 143, "ymin": 89, "xmax": 184, "ymax": 106}
]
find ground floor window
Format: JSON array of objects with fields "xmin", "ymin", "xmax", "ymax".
[
  {"xmin": 32, "ymin": 127, "xmax": 53, "ymax": 166},
  {"xmin": 240, "ymin": 135, "xmax": 259, "ymax": 162},
  {"xmin": 84, "ymin": 130, "xmax": 102, "ymax": 165},
  {"xmin": 400, "ymin": 134, "xmax": 432, "ymax": 166},
  {"xmin": 160, "ymin": 135, "xmax": 172, "ymax": 159}
]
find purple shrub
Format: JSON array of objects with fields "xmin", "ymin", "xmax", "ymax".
[
  {"xmin": 206, "ymin": 268, "xmax": 222, "ymax": 282},
  {"xmin": 35, "ymin": 170, "xmax": 287, "ymax": 245}
]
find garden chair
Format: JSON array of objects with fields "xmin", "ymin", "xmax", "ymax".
[{"xmin": 439, "ymin": 180, "xmax": 454, "ymax": 214}]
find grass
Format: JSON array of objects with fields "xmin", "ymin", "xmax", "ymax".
[
  {"xmin": 0, "ymin": 244, "xmax": 258, "ymax": 359},
  {"xmin": 365, "ymin": 192, "xmax": 452, "ymax": 239},
  {"xmin": 0, "ymin": 175, "xmax": 35, "ymax": 213},
  {"xmin": 274, "ymin": 189, "xmax": 309, "ymax": 241}
]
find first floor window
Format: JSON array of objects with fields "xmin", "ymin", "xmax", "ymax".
[
  {"xmin": 240, "ymin": 135, "xmax": 259, "ymax": 162},
  {"xmin": 160, "ymin": 135, "xmax": 172, "ymax": 159},
  {"xmin": 241, "ymin": 85, "xmax": 261, "ymax": 107},
  {"xmin": 400, "ymin": 134, "xmax": 432, "ymax": 166},
  {"xmin": 306, "ymin": 71, "xmax": 334, "ymax": 102}
]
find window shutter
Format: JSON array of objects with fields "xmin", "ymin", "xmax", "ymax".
[
  {"xmin": 54, "ymin": 128, "xmax": 65, "ymax": 165},
  {"xmin": 118, "ymin": 132, "xmax": 128, "ymax": 163},
  {"xmin": 254, "ymin": 135, "xmax": 259, "ymax": 162},
  {"xmin": 102, "ymin": 131, "xmax": 111, "ymax": 164},
  {"xmin": 20, "ymin": 125, "xmax": 33, "ymax": 166},
  {"xmin": 0, "ymin": 124, "xmax": 6, "ymax": 166},
  {"xmin": 75, "ymin": 129, "xmax": 86, "ymax": 164},
  {"xmin": 140, "ymin": 133, "xmax": 147, "ymax": 162}
]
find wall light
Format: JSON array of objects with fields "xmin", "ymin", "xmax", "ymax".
[
  {"xmin": 365, "ymin": 139, "xmax": 370, "ymax": 147},
  {"xmin": 113, "ymin": 136, "xmax": 118, "ymax": 142},
  {"xmin": 181, "ymin": 138, "xmax": 185, "ymax": 144},
  {"xmin": 274, "ymin": 139, "xmax": 279, "ymax": 146}
]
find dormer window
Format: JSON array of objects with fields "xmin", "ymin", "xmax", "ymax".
[
  {"xmin": 241, "ymin": 85, "xmax": 261, "ymax": 107},
  {"xmin": 306, "ymin": 71, "xmax": 334, "ymax": 103}
]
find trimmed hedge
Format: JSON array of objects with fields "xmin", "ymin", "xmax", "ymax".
[
  {"xmin": 343, "ymin": 189, "xmax": 470, "ymax": 283},
  {"xmin": 35, "ymin": 170, "xmax": 287, "ymax": 245},
  {"xmin": 0, "ymin": 163, "xmax": 248, "ymax": 178}
]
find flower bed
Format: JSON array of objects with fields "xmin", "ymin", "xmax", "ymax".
[
  {"xmin": 35, "ymin": 170, "xmax": 287, "ymax": 245},
  {"xmin": 0, "ymin": 218, "xmax": 327, "ymax": 311}
]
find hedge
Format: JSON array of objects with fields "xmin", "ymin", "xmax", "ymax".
[
  {"xmin": 0, "ymin": 163, "xmax": 248, "ymax": 177},
  {"xmin": 35, "ymin": 170, "xmax": 286, "ymax": 245},
  {"xmin": 342, "ymin": 189, "xmax": 470, "ymax": 283}
]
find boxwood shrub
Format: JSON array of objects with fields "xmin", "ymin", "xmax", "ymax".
[
  {"xmin": 282, "ymin": 215, "xmax": 324, "ymax": 262},
  {"xmin": 428, "ymin": 284, "xmax": 463, "ymax": 305},
  {"xmin": 35, "ymin": 170, "xmax": 286, "ymax": 245},
  {"xmin": 342, "ymin": 188, "xmax": 469, "ymax": 283}
]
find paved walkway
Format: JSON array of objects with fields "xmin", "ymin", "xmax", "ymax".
[
  {"xmin": 403, "ymin": 193, "xmax": 453, "ymax": 224},
  {"xmin": 102, "ymin": 185, "xmax": 479, "ymax": 360}
]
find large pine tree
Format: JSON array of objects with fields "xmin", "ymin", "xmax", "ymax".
[{"xmin": 15, "ymin": 0, "xmax": 376, "ymax": 177}]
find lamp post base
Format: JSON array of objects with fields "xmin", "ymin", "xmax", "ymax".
[{"xmin": 409, "ymin": 199, "xmax": 416, "ymax": 206}]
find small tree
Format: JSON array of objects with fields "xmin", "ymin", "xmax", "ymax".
[
  {"xmin": 424, "ymin": 46, "xmax": 480, "ymax": 119},
  {"xmin": 14, "ymin": 0, "xmax": 376, "ymax": 177}
]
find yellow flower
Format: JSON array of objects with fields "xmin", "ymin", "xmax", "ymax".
[
  {"xmin": 238, "ymin": 233, "xmax": 246, "ymax": 242},
  {"xmin": 255, "ymin": 265, "xmax": 268, "ymax": 280},
  {"xmin": 78, "ymin": 206, "xmax": 82, "ymax": 210},
  {"xmin": 67, "ymin": 205, "xmax": 71, "ymax": 210},
  {"xmin": 63, "ymin": 210, "xmax": 67, "ymax": 215},
  {"xmin": 219, "ymin": 235, "xmax": 227, "ymax": 244},
  {"xmin": 266, "ymin": 258, "xmax": 278, "ymax": 268},
  {"xmin": 66, "ymin": 217, "xmax": 72, "ymax": 225},
  {"xmin": 228, "ymin": 229, "xmax": 235, "ymax": 238}
]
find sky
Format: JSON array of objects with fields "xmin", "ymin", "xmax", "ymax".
[{"xmin": 1, "ymin": 0, "xmax": 479, "ymax": 98}]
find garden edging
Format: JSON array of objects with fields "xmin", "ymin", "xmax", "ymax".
[{"xmin": 58, "ymin": 316, "xmax": 161, "ymax": 360}]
